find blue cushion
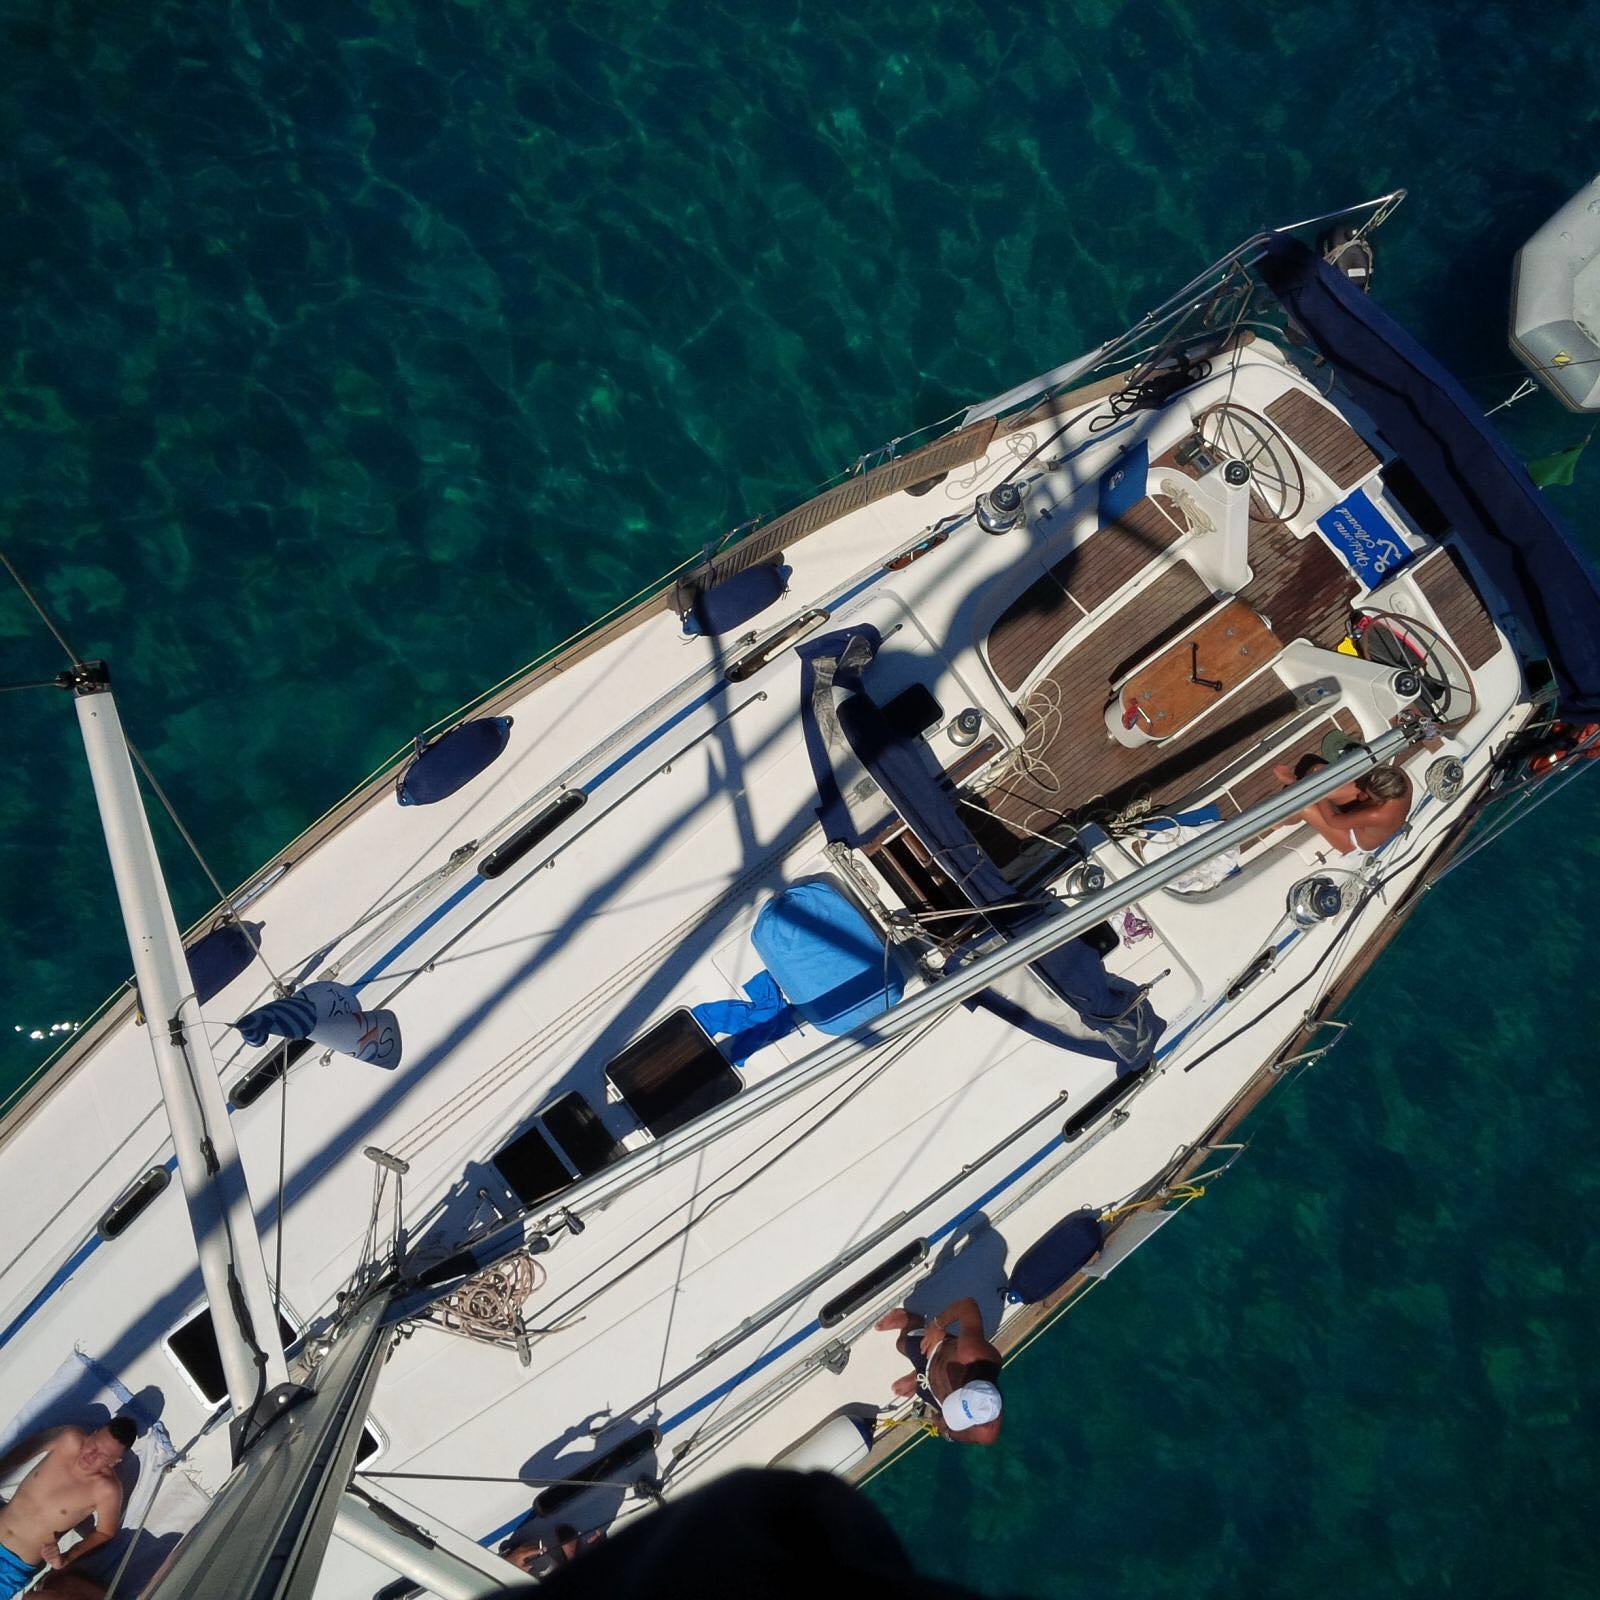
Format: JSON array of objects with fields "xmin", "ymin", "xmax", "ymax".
[
  {"xmin": 186, "ymin": 920, "xmax": 264, "ymax": 1004},
  {"xmin": 1006, "ymin": 1212, "xmax": 1104, "ymax": 1304},
  {"xmin": 750, "ymin": 881, "xmax": 902, "ymax": 1035}
]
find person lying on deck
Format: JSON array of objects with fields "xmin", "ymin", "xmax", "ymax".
[
  {"xmin": 876, "ymin": 1298, "xmax": 1003, "ymax": 1446},
  {"xmin": 0, "ymin": 1419, "xmax": 133, "ymax": 1599},
  {"xmin": 1273, "ymin": 755, "xmax": 1413, "ymax": 854},
  {"xmin": 504, "ymin": 1522, "xmax": 606, "ymax": 1575}
]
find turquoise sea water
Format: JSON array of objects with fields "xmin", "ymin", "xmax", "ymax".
[{"xmin": 3, "ymin": 2, "xmax": 1599, "ymax": 1593}]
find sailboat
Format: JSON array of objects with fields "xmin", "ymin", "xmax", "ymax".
[{"xmin": 4, "ymin": 191, "xmax": 1597, "ymax": 1598}]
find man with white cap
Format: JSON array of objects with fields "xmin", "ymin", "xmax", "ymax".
[{"xmin": 875, "ymin": 1297, "xmax": 1004, "ymax": 1446}]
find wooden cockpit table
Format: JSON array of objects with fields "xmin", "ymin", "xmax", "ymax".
[{"xmin": 1109, "ymin": 599, "xmax": 1282, "ymax": 744}]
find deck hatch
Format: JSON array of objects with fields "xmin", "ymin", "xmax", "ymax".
[
  {"xmin": 540, "ymin": 1093, "xmax": 627, "ymax": 1177},
  {"xmin": 818, "ymin": 1238, "xmax": 929, "ymax": 1328},
  {"xmin": 166, "ymin": 1302, "xmax": 297, "ymax": 1406},
  {"xmin": 606, "ymin": 1010, "xmax": 741, "ymax": 1138},
  {"xmin": 493, "ymin": 1123, "xmax": 575, "ymax": 1208}
]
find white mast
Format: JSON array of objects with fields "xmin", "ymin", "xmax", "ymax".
[{"xmin": 71, "ymin": 664, "xmax": 288, "ymax": 1412}]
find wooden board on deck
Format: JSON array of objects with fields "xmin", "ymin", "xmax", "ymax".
[
  {"xmin": 1118, "ymin": 602, "xmax": 1282, "ymax": 740},
  {"xmin": 1264, "ymin": 389, "xmax": 1380, "ymax": 490}
]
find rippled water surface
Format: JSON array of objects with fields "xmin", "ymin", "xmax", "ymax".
[{"xmin": 3, "ymin": 2, "xmax": 1598, "ymax": 1594}]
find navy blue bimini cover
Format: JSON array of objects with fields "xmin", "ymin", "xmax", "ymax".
[
  {"xmin": 186, "ymin": 919, "xmax": 263, "ymax": 1004},
  {"xmin": 397, "ymin": 717, "xmax": 513, "ymax": 806},
  {"xmin": 681, "ymin": 560, "xmax": 792, "ymax": 638},
  {"xmin": 1260, "ymin": 233, "xmax": 1600, "ymax": 715}
]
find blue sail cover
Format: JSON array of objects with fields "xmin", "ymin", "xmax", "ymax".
[
  {"xmin": 797, "ymin": 630, "xmax": 1162, "ymax": 1067},
  {"xmin": 1259, "ymin": 234, "xmax": 1600, "ymax": 715}
]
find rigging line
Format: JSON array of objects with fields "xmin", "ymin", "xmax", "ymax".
[
  {"xmin": 273, "ymin": 1048, "xmax": 288, "ymax": 1325},
  {"xmin": 666, "ymin": 1081, "xmax": 1082, "ymax": 1460},
  {"xmin": 0, "ymin": 546, "xmax": 85, "ymax": 668},
  {"xmin": 122, "ymin": 734, "xmax": 289, "ymax": 998},
  {"xmin": 500, "ymin": 1028, "xmax": 929, "ymax": 1331},
  {"xmin": 292, "ymin": 853, "xmax": 480, "ymax": 987},
  {"xmin": 1180, "ymin": 872, "xmax": 1374, "ymax": 1077},
  {"xmin": 388, "ymin": 829, "xmax": 821, "ymax": 1163},
  {"xmin": 101, "ymin": 1456, "xmax": 181, "ymax": 1600},
  {"xmin": 1440, "ymin": 753, "xmax": 1600, "ymax": 877}
]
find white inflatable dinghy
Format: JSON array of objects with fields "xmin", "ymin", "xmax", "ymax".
[{"xmin": 1511, "ymin": 173, "xmax": 1600, "ymax": 412}]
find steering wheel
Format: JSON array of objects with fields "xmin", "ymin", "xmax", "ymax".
[
  {"xmin": 1193, "ymin": 401, "xmax": 1308, "ymax": 526},
  {"xmin": 1356, "ymin": 607, "xmax": 1477, "ymax": 728}
]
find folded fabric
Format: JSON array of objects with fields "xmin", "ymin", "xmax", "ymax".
[
  {"xmin": 235, "ymin": 980, "xmax": 402, "ymax": 1069},
  {"xmin": 1136, "ymin": 805, "xmax": 1239, "ymax": 893},
  {"xmin": 692, "ymin": 970, "xmax": 799, "ymax": 1067}
]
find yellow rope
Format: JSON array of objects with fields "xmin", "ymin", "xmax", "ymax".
[{"xmin": 1097, "ymin": 1182, "xmax": 1205, "ymax": 1226}]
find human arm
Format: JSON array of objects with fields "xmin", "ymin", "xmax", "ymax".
[
  {"xmin": 1295, "ymin": 798, "xmax": 1363, "ymax": 854},
  {"xmin": 918, "ymin": 1297, "xmax": 986, "ymax": 1362},
  {"xmin": 45, "ymin": 1480, "xmax": 121, "ymax": 1570}
]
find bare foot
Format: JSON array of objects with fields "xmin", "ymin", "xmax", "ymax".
[
  {"xmin": 874, "ymin": 1309, "xmax": 919, "ymax": 1332},
  {"xmin": 890, "ymin": 1372, "xmax": 920, "ymax": 1398}
]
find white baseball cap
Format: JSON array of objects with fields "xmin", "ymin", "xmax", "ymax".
[{"xmin": 940, "ymin": 1380, "xmax": 1002, "ymax": 1432}]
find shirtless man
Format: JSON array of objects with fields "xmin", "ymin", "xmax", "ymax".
[
  {"xmin": 0, "ymin": 1420, "xmax": 132, "ymax": 1598},
  {"xmin": 876, "ymin": 1297, "xmax": 1003, "ymax": 1446},
  {"xmin": 1274, "ymin": 757, "xmax": 1412, "ymax": 855}
]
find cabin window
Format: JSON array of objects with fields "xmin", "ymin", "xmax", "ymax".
[
  {"xmin": 230, "ymin": 1038, "xmax": 316, "ymax": 1109},
  {"xmin": 818, "ymin": 1239, "xmax": 928, "ymax": 1328},
  {"xmin": 540, "ymin": 1093, "xmax": 626, "ymax": 1177},
  {"xmin": 493, "ymin": 1123, "xmax": 574, "ymax": 1209},
  {"xmin": 1062, "ymin": 1061, "xmax": 1151, "ymax": 1141},
  {"xmin": 606, "ymin": 1010, "xmax": 741, "ymax": 1139},
  {"xmin": 534, "ymin": 1427, "xmax": 659, "ymax": 1516},
  {"xmin": 356, "ymin": 1421, "xmax": 384, "ymax": 1466},
  {"xmin": 165, "ymin": 1301, "xmax": 298, "ymax": 1406},
  {"xmin": 479, "ymin": 790, "xmax": 588, "ymax": 880},
  {"xmin": 97, "ymin": 1166, "xmax": 171, "ymax": 1240}
]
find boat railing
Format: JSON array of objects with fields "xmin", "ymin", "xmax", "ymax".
[{"xmin": 962, "ymin": 188, "xmax": 1408, "ymax": 426}]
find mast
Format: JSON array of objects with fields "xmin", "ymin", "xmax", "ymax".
[
  {"xmin": 71, "ymin": 663, "xmax": 288, "ymax": 1414},
  {"xmin": 73, "ymin": 662, "xmax": 530, "ymax": 1598}
]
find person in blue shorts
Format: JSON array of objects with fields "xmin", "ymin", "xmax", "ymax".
[{"xmin": 0, "ymin": 1419, "xmax": 133, "ymax": 1597}]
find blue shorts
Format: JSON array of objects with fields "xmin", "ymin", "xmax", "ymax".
[{"xmin": 0, "ymin": 1541, "xmax": 40, "ymax": 1599}]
